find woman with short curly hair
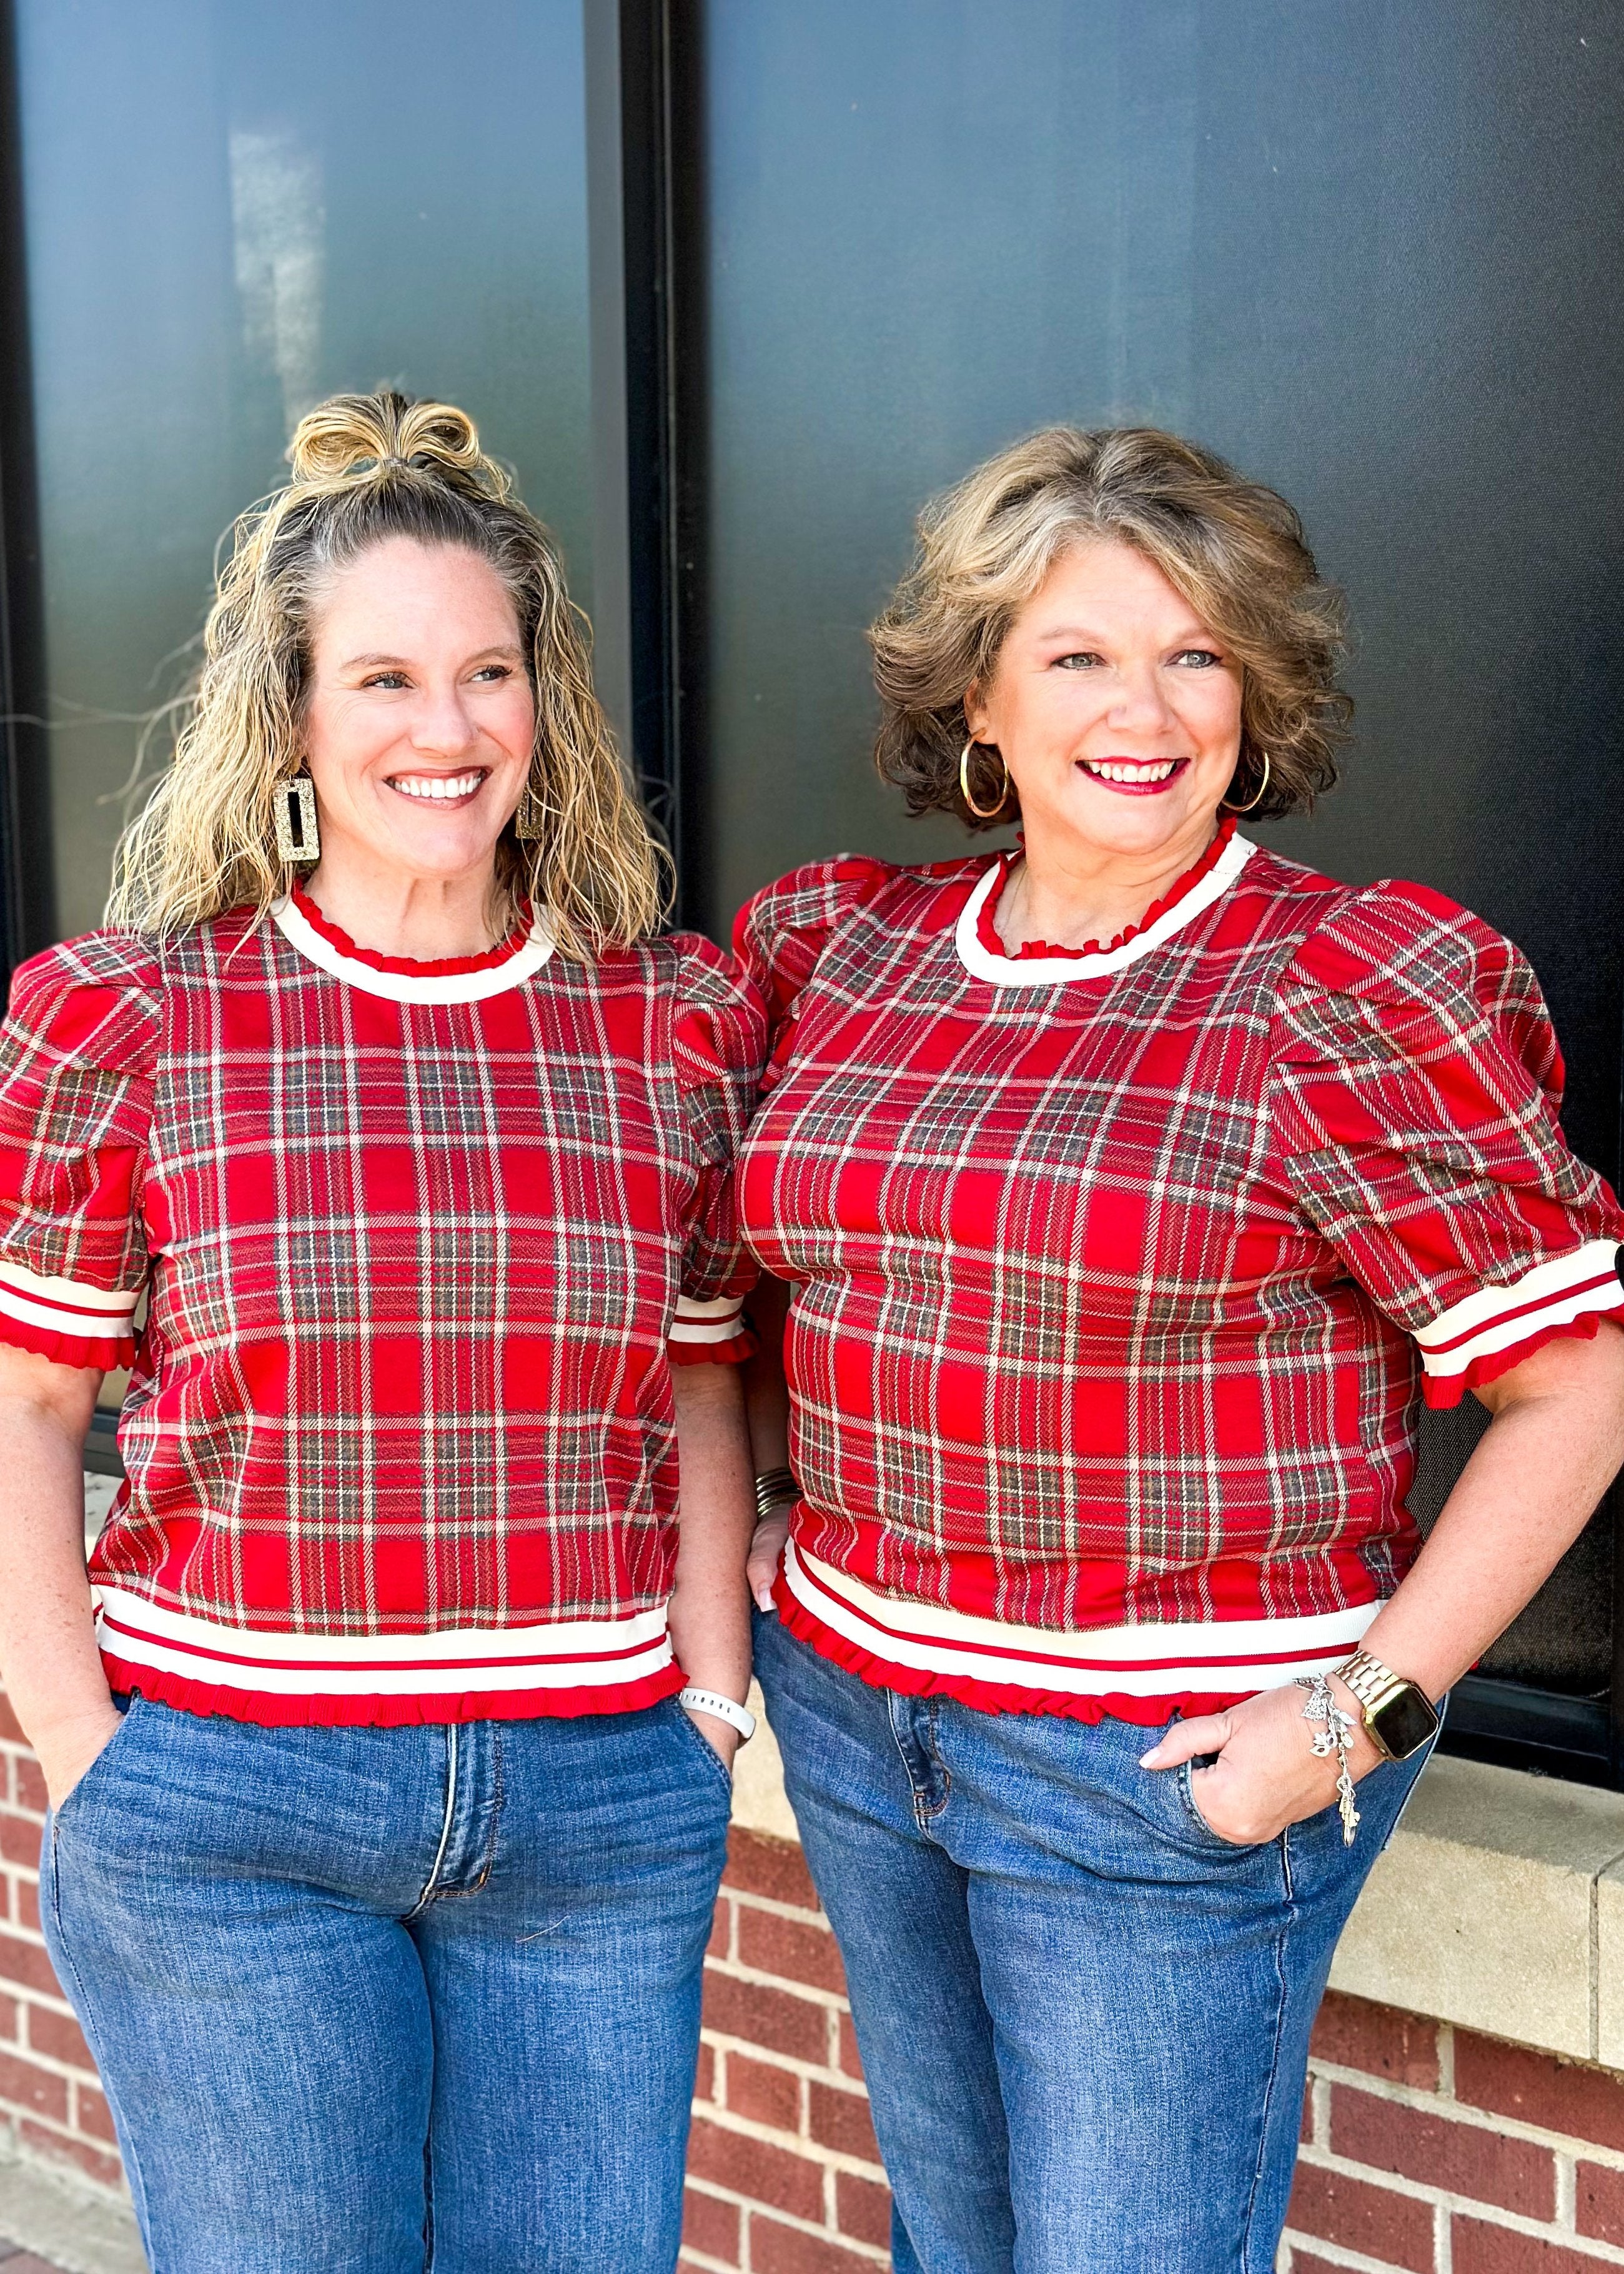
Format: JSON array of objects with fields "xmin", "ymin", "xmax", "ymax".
[
  {"xmin": 0, "ymin": 390, "xmax": 763, "ymax": 2272},
  {"xmin": 736, "ymin": 426, "xmax": 1624, "ymax": 2272}
]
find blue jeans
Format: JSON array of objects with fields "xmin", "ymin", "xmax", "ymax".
[
  {"xmin": 754, "ymin": 1608, "xmax": 1433, "ymax": 2274},
  {"xmin": 41, "ymin": 1692, "xmax": 731, "ymax": 2273}
]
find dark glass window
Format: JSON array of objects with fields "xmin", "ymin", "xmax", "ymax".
[{"xmin": 670, "ymin": 0, "xmax": 1624, "ymax": 1780}]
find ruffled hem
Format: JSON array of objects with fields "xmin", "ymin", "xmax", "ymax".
[
  {"xmin": 669, "ymin": 1328, "xmax": 758, "ymax": 1368},
  {"xmin": 0, "ymin": 1317, "xmax": 135, "ymax": 1373},
  {"xmin": 99, "ymin": 1651, "xmax": 686, "ymax": 1727},
  {"xmin": 772, "ymin": 1581, "xmax": 1277, "ymax": 1727},
  {"xmin": 1422, "ymin": 1309, "xmax": 1620, "ymax": 1408}
]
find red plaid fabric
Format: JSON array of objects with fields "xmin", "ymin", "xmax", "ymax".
[
  {"xmin": 735, "ymin": 823, "xmax": 1624, "ymax": 1724},
  {"xmin": 0, "ymin": 888, "xmax": 763, "ymax": 1724}
]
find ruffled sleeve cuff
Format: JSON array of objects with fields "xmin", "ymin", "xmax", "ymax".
[
  {"xmin": 0, "ymin": 1259, "xmax": 139, "ymax": 1371},
  {"xmin": 1414, "ymin": 1240, "xmax": 1624, "ymax": 1407},
  {"xmin": 667, "ymin": 1293, "xmax": 758, "ymax": 1368}
]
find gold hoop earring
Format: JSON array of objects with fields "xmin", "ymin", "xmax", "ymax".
[
  {"xmin": 1224, "ymin": 750, "xmax": 1270, "ymax": 816},
  {"xmin": 959, "ymin": 738, "xmax": 1011, "ymax": 822}
]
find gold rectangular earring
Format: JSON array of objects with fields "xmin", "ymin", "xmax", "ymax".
[
  {"xmin": 274, "ymin": 774, "xmax": 320, "ymax": 863},
  {"xmin": 514, "ymin": 783, "xmax": 546, "ymax": 843}
]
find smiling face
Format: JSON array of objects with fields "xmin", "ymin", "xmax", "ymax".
[
  {"xmin": 300, "ymin": 535, "xmax": 536, "ymax": 896},
  {"xmin": 966, "ymin": 538, "xmax": 1244, "ymax": 871}
]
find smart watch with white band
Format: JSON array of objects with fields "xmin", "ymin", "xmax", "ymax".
[{"xmin": 678, "ymin": 1686, "xmax": 758, "ymax": 1743}]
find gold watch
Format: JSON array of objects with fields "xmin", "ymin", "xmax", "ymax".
[{"xmin": 1334, "ymin": 1650, "xmax": 1440, "ymax": 1762}]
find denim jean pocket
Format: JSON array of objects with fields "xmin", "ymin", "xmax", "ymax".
[
  {"xmin": 668, "ymin": 1698, "xmax": 735, "ymax": 1797},
  {"xmin": 1176, "ymin": 1757, "xmax": 1271, "ymax": 1851},
  {"xmin": 51, "ymin": 1694, "xmax": 142, "ymax": 1834}
]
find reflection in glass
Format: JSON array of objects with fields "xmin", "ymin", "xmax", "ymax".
[{"xmin": 16, "ymin": 0, "xmax": 593, "ymax": 936}]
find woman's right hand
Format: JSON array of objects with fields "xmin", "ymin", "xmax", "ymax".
[
  {"xmin": 36, "ymin": 1702, "xmax": 126, "ymax": 1812},
  {"xmin": 748, "ymin": 1510, "xmax": 791, "ymax": 1611}
]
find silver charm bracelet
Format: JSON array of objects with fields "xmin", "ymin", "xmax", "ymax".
[{"xmin": 1295, "ymin": 1672, "xmax": 1361, "ymax": 1846}]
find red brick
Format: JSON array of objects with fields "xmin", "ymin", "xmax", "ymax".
[
  {"xmin": 808, "ymin": 2082, "xmax": 880, "ymax": 2164},
  {"xmin": 702, "ymin": 1973, "xmax": 828, "ymax": 2066},
  {"xmin": 745, "ymin": 2217, "xmax": 877, "ymax": 2274},
  {"xmin": 708, "ymin": 1899, "xmax": 733, "ymax": 1962},
  {"xmin": 1300, "ymin": 2083, "xmax": 1315, "ymax": 2145},
  {"xmin": 1330, "ymin": 2084, "xmax": 1554, "ymax": 2218},
  {"xmin": 835, "ymin": 2171, "xmax": 891, "ymax": 2249},
  {"xmin": 74, "ymin": 2080, "xmax": 119, "ymax": 2144},
  {"xmin": 1577, "ymin": 2160, "xmax": 1624, "ymax": 2245},
  {"xmin": 0, "ymin": 2048, "xmax": 68, "ymax": 2121},
  {"xmin": 1310, "ymin": 1993, "xmax": 1441, "ymax": 2092},
  {"xmin": 17, "ymin": 2117, "xmax": 122, "ymax": 2188},
  {"xmin": 14, "ymin": 1877, "xmax": 40, "ymax": 1934},
  {"xmin": 725, "ymin": 2051, "xmax": 801, "ymax": 2133},
  {"xmin": 0, "ymin": 1693, "xmax": 22, "ymax": 1744},
  {"xmin": 686, "ymin": 2116, "xmax": 824, "ymax": 2224},
  {"xmin": 12, "ymin": 1758, "xmax": 47, "ymax": 1815},
  {"xmin": 1286, "ymin": 2162, "xmax": 1434, "ymax": 2273},
  {"xmin": 682, "ymin": 2184, "xmax": 741, "ymax": 2265},
  {"xmin": 0, "ymin": 1991, "xmax": 16, "ymax": 2040},
  {"xmin": 4, "ymin": 2255, "xmax": 77, "ymax": 2274},
  {"xmin": 0, "ymin": 1931, "xmax": 65, "ymax": 1998},
  {"xmin": 738, "ymin": 1909, "xmax": 846, "ymax": 1997},
  {"xmin": 24, "ymin": 2004, "xmax": 94, "ymax": 2071},
  {"xmin": 1287, "ymin": 2258, "xmax": 1357, "ymax": 2274},
  {"xmin": 1455, "ymin": 2033, "xmax": 1624, "ymax": 2152},
  {"xmin": 0, "ymin": 1810, "xmax": 41, "ymax": 1866},
  {"xmin": 1453, "ymin": 2216, "xmax": 1613, "ymax": 2273},
  {"xmin": 723, "ymin": 1829, "xmax": 819, "ymax": 1913},
  {"xmin": 695, "ymin": 2040, "xmax": 716, "ymax": 2105},
  {"xmin": 835, "ymin": 2015, "xmax": 865, "ymax": 2083}
]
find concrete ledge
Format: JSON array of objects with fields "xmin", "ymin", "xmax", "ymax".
[
  {"xmin": 730, "ymin": 1682, "xmax": 798, "ymax": 1843},
  {"xmin": 1331, "ymin": 1754, "xmax": 1624, "ymax": 2060}
]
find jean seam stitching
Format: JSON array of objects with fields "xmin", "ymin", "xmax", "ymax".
[
  {"xmin": 45, "ymin": 1816, "xmax": 157, "ymax": 2246},
  {"xmin": 886, "ymin": 1693, "xmax": 946, "ymax": 1830},
  {"xmin": 1236, "ymin": 1832, "xmax": 1297, "ymax": 2270}
]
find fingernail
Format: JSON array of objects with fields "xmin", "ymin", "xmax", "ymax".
[{"xmin": 1139, "ymin": 1749, "xmax": 1161, "ymax": 1767}]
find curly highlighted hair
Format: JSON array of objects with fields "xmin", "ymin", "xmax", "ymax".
[
  {"xmin": 107, "ymin": 390, "xmax": 669, "ymax": 955},
  {"xmin": 869, "ymin": 426, "xmax": 1352, "ymax": 829}
]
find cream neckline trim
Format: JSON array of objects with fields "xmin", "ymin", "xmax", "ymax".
[
  {"xmin": 270, "ymin": 896, "xmax": 555, "ymax": 1004},
  {"xmin": 954, "ymin": 832, "xmax": 1256, "ymax": 987}
]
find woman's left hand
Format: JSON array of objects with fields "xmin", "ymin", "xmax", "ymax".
[
  {"xmin": 1139, "ymin": 1679, "xmax": 1384, "ymax": 1846},
  {"xmin": 683, "ymin": 1703, "xmax": 743, "ymax": 1772}
]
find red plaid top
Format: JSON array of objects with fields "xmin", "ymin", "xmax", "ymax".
[
  {"xmin": 0, "ymin": 887, "xmax": 763, "ymax": 1725},
  {"xmin": 735, "ymin": 822, "xmax": 1624, "ymax": 1723}
]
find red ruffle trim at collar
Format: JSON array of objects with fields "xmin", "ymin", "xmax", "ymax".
[
  {"xmin": 977, "ymin": 816, "xmax": 1238, "ymax": 964},
  {"xmin": 289, "ymin": 886, "xmax": 532, "ymax": 977}
]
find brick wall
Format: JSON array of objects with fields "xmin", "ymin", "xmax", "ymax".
[
  {"xmin": 0, "ymin": 1689, "xmax": 121, "ymax": 2189},
  {"xmin": 14, "ymin": 1686, "xmax": 1624, "ymax": 2274},
  {"xmin": 688, "ymin": 1830, "xmax": 889, "ymax": 2272},
  {"xmin": 1285, "ymin": 1992, "xmax": 1624, "ymax": 2270}
]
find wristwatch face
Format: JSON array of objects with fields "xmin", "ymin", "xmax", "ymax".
[{"xmin": 1370, "ymin": 1684, "xmax": 1440, "ymax": 1762}]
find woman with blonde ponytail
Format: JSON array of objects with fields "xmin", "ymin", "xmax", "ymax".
[{"xmin": 0, "ymin": 392, "xmax": 764, "ymax": 2272}]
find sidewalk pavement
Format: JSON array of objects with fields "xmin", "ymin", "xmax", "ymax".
[{"xmin": 0, "ymin": 2162, "xmax": 144, "ymax": 2274}]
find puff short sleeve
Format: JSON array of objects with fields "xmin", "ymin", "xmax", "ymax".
[
  {"xmin": 665, "ymin": 931, "xmax": 768, "ymax": 1366},
  {"xmin": 1267, "ymin": 881, "xmax": 1624, "ymax": 1408},
  {"xmin": 732, "ymin": 857, "xmax": 898, "ymax": 1093},
  {"xmin": 0, "ymin": 933, "xmax": 162, "ymax": 1370}
]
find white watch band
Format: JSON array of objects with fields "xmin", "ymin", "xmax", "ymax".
[{"xmin": 678, "ymin": 1686, "xmax": 757, "ymax": 1743}]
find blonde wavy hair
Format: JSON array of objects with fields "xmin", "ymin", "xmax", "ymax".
[
  {"xmin": 870, "ymin": 426, "xmax": 1352, "ymax": 828},
  {"xmin": 107, "ymin": 390, "xmax": 670, "ymax": 955}
]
